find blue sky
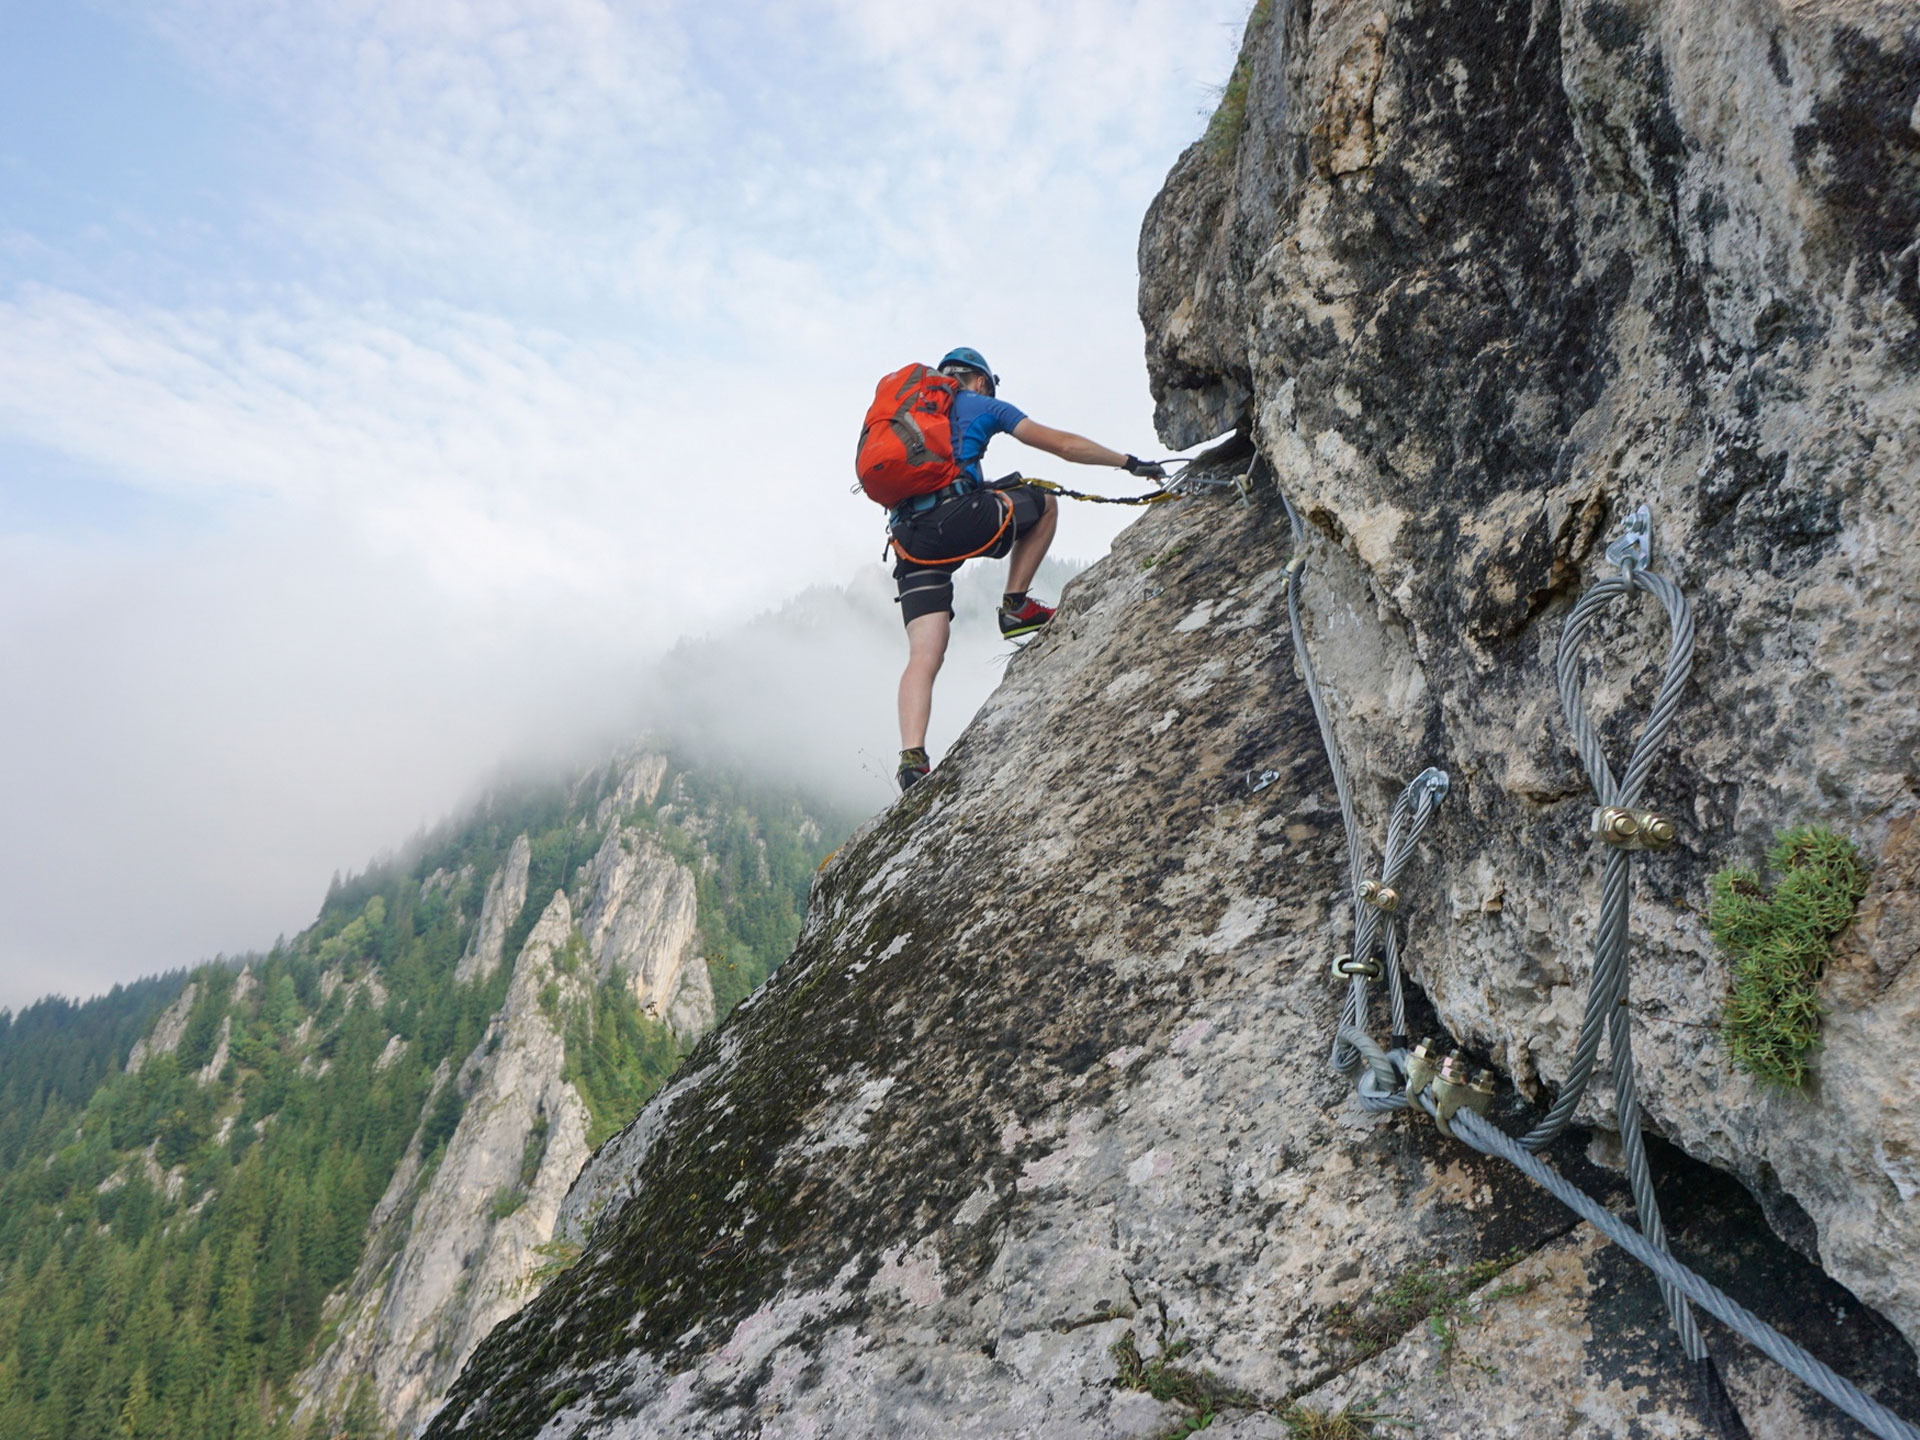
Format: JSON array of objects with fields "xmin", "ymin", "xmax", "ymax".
[{"xmin": 0, "ymin": 0, "xmax": 1252, "ymax": 1006}]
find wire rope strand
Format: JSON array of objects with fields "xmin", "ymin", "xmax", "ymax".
[
  {"xmin": 1450, "ymin": 1109, "xmax": 1920, "ymax": 1440},
  {"xmin": 1611, "ymin": 1000, "xmax": 1708, "ymax": 1361}
]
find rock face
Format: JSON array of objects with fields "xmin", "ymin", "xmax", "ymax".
[
  {"xmin": 125, "ymin": 981, "xmax": 196, "ymax": 1074},
  {"xmin": 425, "ymin": 481, "xmax": 1918, "ymax": 1437},
  {"xmin": 579, "ymin": 825, "xmax": 709, "ymax": 1041},
  {"xmin": 297, "ymin": 785, "xmax": 723, "ymax": 1434},
  {"xmin": 456, "ymin": 834, "xmax": 532, "ymax": 986},
  {"xmin": 296, "ymin": 894, "xmax": 596, "ymax": 1438},
  {"xmin": 422, "ymin": 4, "xmax": 1920, "ymax": 1436},
  {"xmin": 1140, "ymin": 0, "xmax": 1920, "ymax": 1355}
]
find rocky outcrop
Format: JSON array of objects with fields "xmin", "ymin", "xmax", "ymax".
[
  {"xmin": 1140, "ymin": 0, "xmax": 1920, "ymax": 1355},
  {"xmin": 661, "ymin": 951, "xmax": 716, "ymax": 1041},
  {"xmin": 579, "ymin": 825, "xmax": 705, "ymax": 1038},
  {"xmin": 125, "ymin": 981, "xmax": 196, "ymax": 1074},
  {"xmin": 592, "ymin": 752, "xmax": 668, "ymax": 829},
  {"xmin": 195, "ymin": 1014, "xmax": 231, "ymax": 1086},
  {"xmin": 425, "ymin": 472, "xmax": 1919, "ymax": 1438},
  {"xmin": 297, "ymin": 808, "xmax": 723, "ymax": 1434},
  {"xmin": 456, "ymin": 834, "xmax": 531, "ymax": 985},
  {"xmin": 296, "ymin": 892, "xmax": 595, "ymax": 1437}
]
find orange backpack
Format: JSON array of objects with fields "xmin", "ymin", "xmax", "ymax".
[{"xmin": 855, "ymin": 364, "xmax": 964, "ymax": 508}]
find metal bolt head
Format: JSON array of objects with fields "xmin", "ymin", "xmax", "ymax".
[
  {"xmin": 1438, "ymin": 1053, "xmax": 1472, "ymax": 1084},
  {"xmin": 1644, "ymin": 814, "xmax": 1677, "ymax": 848},
  {"xmin": 1606, "ymin": 809, "xmax": 1640, "ymax": 839},
  {"xmin": 1405, "ymin": 1039, "xmax": 1441, "ymax": 1098},
  {"xmin": 1470, "ymin": 1067, "xmax": 1498, "ymax": 1097}
]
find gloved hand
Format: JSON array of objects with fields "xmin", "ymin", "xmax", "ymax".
[{"xmin": 1122, "ymin": 454, "xmax": 1168, "ymax": 480}]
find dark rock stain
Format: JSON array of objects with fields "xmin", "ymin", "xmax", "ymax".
[{"xmin": 1793, "ymin": 28, "xmax": 1920, "ymax": 362}]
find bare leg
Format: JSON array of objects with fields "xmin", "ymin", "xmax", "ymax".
[
  {"xmin": 1005, "ymin": 494, "xmax": 1058, "ymax": 597},
  {"xmin": 898, "ymin": 610, "xmax": 951, "ymax": 750}
]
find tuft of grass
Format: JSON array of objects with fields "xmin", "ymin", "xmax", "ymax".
[
  {"xmin": 1326, "ymin": 1252, "xmax": 1534, "ymax": 1368},
  {"xmin": 1203, "ymin": 1, "xmax": 1276, "ymax": 158},
  {"xmin": 1112, "ymin": 1334, "xmax": 1257, "ymax": 1438},
  {"xmin": 520, "ymin": 1236, "xmax": 583, "ymax": 1295},
  {"xmin": 1280, "ymin": 1404, "xmax": 1406, "ymax": 1439},
  {"xmin": 1112, "ymin": 1332, "xmax": 1408, "ymax": 1439},
  {"xmin": 1711, "ymin": 824, "xmax": 1869, "ymax": 1088}
]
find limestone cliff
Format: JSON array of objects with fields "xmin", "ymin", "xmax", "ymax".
[
  {"xmin": 423, "ymin": 4, "xmax": 1920, "ymax": 1436},
  {"xmin": 456, "ymin": 835, "xmax": 531, "ymax": 987},
  {"xmin": 124, "ymin": 980, "xmax": 197, "ymax": 1074},
  {"xmin": 297, "ymin": 894, "xmax": 597, "ymax": 1437},
  {"xmin": 1140, "ymin": 0, "xmax": 1920, "ymax": 1354},
  {"xmin": 579, "ymin": 825, "xmax": 713, "ymax": 1040},
  {"xmin": 293, "ymin": 754, "xmax": 765, "ymax": 1436}
]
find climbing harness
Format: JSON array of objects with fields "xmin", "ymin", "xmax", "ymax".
[
  {"xmin": 883, "ymin": 470, "xmax": 1186, "ymax": 566},
  {"xmin": 886, "ymin": 489, "xmax": 1015, "ymax": 566},
  {"xmin": 1276, "ymin": 485, "xmax": 1920, "ymax": 1440}
]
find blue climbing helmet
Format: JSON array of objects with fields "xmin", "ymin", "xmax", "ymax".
[{"xmin": 939, "ymin": 346, "xmax": 999, "ymax": 397}]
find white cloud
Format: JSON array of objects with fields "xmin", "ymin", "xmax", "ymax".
[{"xmin": 0, "ymin": 0, "xmax": 1254, "ymax": 1005}]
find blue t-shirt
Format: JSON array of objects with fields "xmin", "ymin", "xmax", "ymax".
[{"xmin": 949, "ymin": 392, "xmax": 1027, "ymax": 484}]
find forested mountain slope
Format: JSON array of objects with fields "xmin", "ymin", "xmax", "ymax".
[{"xmin": 0, "ymin": 748, "xmax": 847, "ymax": 1440}]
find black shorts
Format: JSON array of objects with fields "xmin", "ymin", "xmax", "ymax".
[{"xmin": 892, "ymin": 483, "xmax": 1050, "ymax": 626}]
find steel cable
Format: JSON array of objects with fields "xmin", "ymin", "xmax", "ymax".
[
  {"xmin": 1448, "ymin": 1107, "xmax": 1920, "ymax": 1440},
  {"xmin": 1275, "ymin": 487, "xmax": 1905, "ymax": 1438}
]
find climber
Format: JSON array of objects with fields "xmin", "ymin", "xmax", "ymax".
[{"xmin": 889, "ymin": 346, "xmax": 1166, "ymax": 792}]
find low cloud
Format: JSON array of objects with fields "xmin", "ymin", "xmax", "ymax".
[{"xmin": 0, "ymin": 1, "xmax": 1252, "ymax": 1007}]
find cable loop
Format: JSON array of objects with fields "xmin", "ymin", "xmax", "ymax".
[{"xmin": 1276, "ymin": 490, "xmax": 1912, "ymax": 1438}]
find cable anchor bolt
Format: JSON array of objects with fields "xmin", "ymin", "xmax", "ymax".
[
  {"xmin": 1358, "ymin": 879, "xmax": 1400, "ymax": 913},
  {"xmin": 1605, "ymin": 502, "xmax": 1652, "ymax": 577},
  {"xmin": 1411, "ymin": 766, "xmax": 1451, "ymax": 807},
  {"xmin": 1432, "ymin": 1055, "xmax": 1498, "ymax": 1139},
  {"xmin": 1247, "ymin": 769, "xmax": 1281, "ymax": 795},
  {"xmin": 1593, "ymin": 806, "xmax": 1678, "ymax": 852},
  {"xmin": 1331, "ymin": 954, "xmax": 1382, "ymax": 981}
]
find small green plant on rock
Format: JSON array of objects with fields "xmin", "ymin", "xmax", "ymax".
[
  {"xmin": 1112, "ymin": 1333, "xmax": 1257, "ymax": 1438},
  {"xmin": 1711, "ymin": 824, "xmax": 1869, "ymax": 1088},
  {"xmin": 1280, "ymin": 1404, "xmax": 1404, "ymax": 1439},
  {"xmin": 1204, "ymin": 0, "xmax": 1276, "ymax": 158},
  {"xmin": 1327, "ymin": 1251, "xmax": 1534, "ymax": 1369}
]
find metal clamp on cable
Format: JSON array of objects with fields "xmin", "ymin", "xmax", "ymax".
[
  {"xmin": 1410, "ymin": 767, "xmax": 1451, "ymax": 806},
  {"xmin": 1593, "ymin": 805, "xmax": 1678, "ymax": 851},
  {"xmin": 1431, "ymin": 1054, "xmax": 1497, "ymax": 1138},
  {"xmin": 1404, "ymin": 1036, "xmax": 1447, "ymax": 1099},
  {"xmin": 1358, "ymin": 878, "xmax": 1400, "ymax": 912}
]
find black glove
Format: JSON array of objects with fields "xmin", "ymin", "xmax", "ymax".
[{"xmin": 1122, "ymin": 454, "xmax": 1167, "ymax": 480}]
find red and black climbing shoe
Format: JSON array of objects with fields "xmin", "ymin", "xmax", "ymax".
[
  {"xmin": 998, "ymin": 596, "xmax": 1055, "ymax": 640},
  {"xmin": 897, "ymin": 747, "xmax": 930, "ymax": 793}
]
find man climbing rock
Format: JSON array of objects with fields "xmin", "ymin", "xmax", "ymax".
[{"xmin": 880, "ymin": 347, "xmax": 1164, "ymax": 792}]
